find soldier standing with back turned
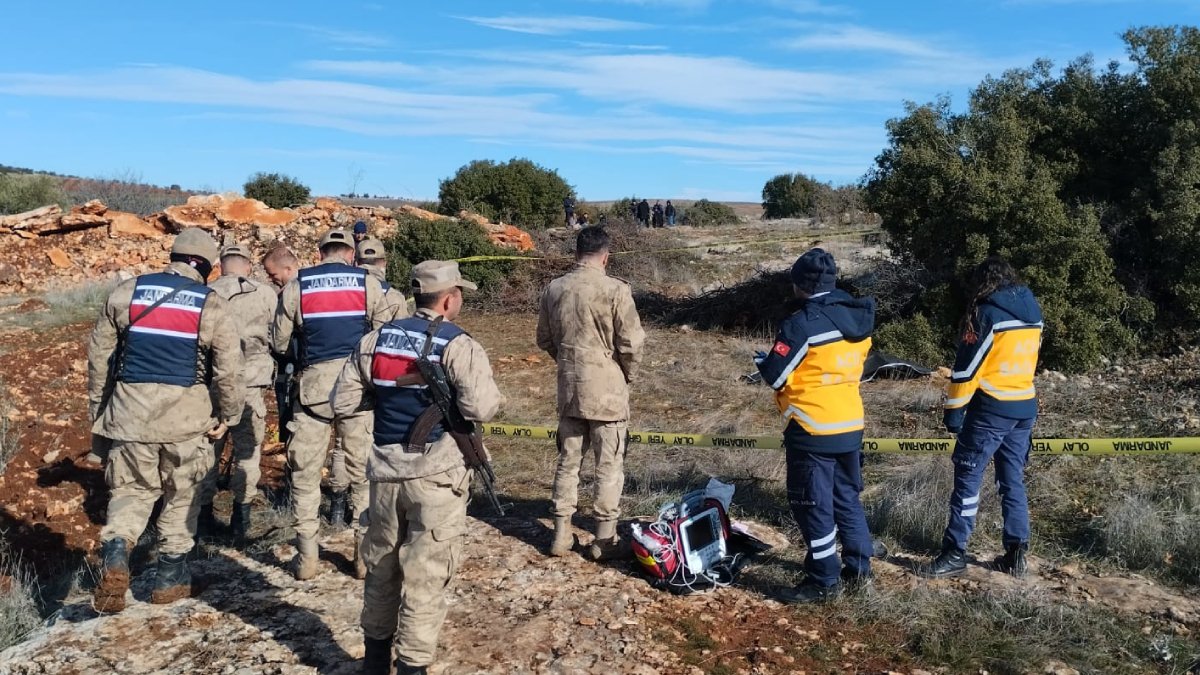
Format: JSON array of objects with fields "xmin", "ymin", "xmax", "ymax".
[
  {"xmin": 332, "ymin": 260, "xmax": 500, "ymax": 675},
  {"xmin": 88, "ymin": 228, "xmax": 244, "ymax": 613},
  {"xmin": 537, "ymin": 226, "xmax": 645, "ymax": 560},
  {"xmin": 271, "ymin": 228, "xmax": 389, "ymax": 580},
  {"xmin": 197, "ymin": 244, "xmax": 278, "ymax": 543}
]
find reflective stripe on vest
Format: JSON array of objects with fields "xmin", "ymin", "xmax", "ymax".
[
  {"xmin": 298, "ymin": 263, "xmax": 368, "ymax": 366},
  {"xmin": 119, "ymin": 272, "xmax": 211, "ymax": 387},
  {"xmin": 370, "ymin": 316, "xmax": 465, "ymax": 447}
]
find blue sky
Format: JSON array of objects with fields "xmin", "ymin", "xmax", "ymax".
[{"xmin": 1, "ymin": 1, "xmax": 1195, "ymax": 202}]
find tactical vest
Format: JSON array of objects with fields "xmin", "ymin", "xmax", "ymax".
[
  {"xmin": 118, "ymin": 272, "xmax": 213, "ymax": 387},
  {"xmin": 298, "ymin": 263, "xmax": 369, "ymax": 367},
  {"xmin": 370, "ymin": 316, "xmax": 465, "ymax": 447}
]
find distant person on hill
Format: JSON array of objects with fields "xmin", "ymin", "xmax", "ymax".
[
  {"xmin": 537, "ymin": 227, "xmax": 645, "ymax": 560},
  {"xmin": 576, "ymin": 212, "xmax": 589, "ymax": 229},
  {"xmin": 88, "ymin": 228, "xmax": 244, "ymax": 613},
  {"xmin": 755, "ymin": 248, "xmax": 879, "ymax": 604},
  {"xmin": 665, "ymin": 200, "xmax": 676, "ymax": 226},
  {"xmin": 924, "ymin": 256, "xmax": 1043, "ymax": 579},
  {"xmin": 652, "ymin": 201, "xmax": 664, "ymax": 228},
  {"xmin": 563, "ymin": 196, "xmax": 576, "ymax": 228},
  {"xmin": 636, "ymin": 198, "xmax": 651, "ymax": 228},
  {"xmin": 353, "ymin": 221, "xmax": 369, "ymax": 264}
]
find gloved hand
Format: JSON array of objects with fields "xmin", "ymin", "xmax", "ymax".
[{"xmin": 943, "ymin": 408, "xmax": 965, "ymax": 434}]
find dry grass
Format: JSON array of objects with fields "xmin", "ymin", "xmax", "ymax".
[
  {"xmin": 0, "ymin": 391, "xmax": 18, "ymax": 474},
  {"xmin": 0, "ymin": 540, "xmax": 41, "ymax": 653}
]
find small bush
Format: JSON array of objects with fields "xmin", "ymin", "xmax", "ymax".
[
  {"xmin": 0, "ymin": 541, "xmax": 40, "ymax": 652},
  {"xmin": 0, "ymin": 173, "xmax": 64, "ymax": 215},
  {"xmin": 1100, "ymin": 492, "xmax": 1200, "ymax": 584},
  {"xmin": 872, "ymin": 314, "xmax": 950, "ymax": 367},
  {"xmin": 437, "ymin": 158, "xmax": 573, "ymax": 229},
  {"xmin": 60, "ymin": 173, "xmax": 189, "ymax": 215},
  {"xmin": 0, "ymin": 392, "xmax": 18, "ymax": 474},
  {"xmin": 681, "ymin": 199, "xmax": 737, "ymax": 227},
  {"xmin": 385, "ymin": 214, "xmax": 517, "ymax": 292},
  {"xmin": 762, "ymin": 172, "xmax": 824, "ymax": 219},
  {"xmin": 243, "ymin": 172, "xmax": 311, "ymax": 209}
]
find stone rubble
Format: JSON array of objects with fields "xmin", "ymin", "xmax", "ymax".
[{"xmin": 0, "ymin": 196, "xmax": 535, "ymax": 293}]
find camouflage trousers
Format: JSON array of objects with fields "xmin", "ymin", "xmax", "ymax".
[
  {"xmin": 360, "ymin": 465, "xmax": 470, "ymax": 667},
  {"xmin": 199, "ymin": 387, "xmax": 267, "ymax": 505},
  {"xmin": 551, "ymin": 417, "xmax": 628, "ymax": 523},
  {"xmin": 100, "ymin": 435, "xmax": 215, "ymax": 555},
  {"xmin": 286, "ymin": 406, "xmax": 370, "ymax": 539}
]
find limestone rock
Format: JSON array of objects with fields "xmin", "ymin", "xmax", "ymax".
[
  {"xmin": 0, "ymin": 205, "xmax": 62, "ymax": 231},
  {"xmin": 215, "ymin": 198, "xmax": 297, "ymax": 228},
  {"xmin": 397, "ymin": 204, "xmax": 443, "ymax": 221},
  {"xmin": 108, "ymin": 211, "xmax": 166, "ymax": 239},
  {"xmin": 73, "ymin": 200, "xmax": 108, "ymax": 217},
  {"xmin": 46, "ymin": 248, "xmax": 72, "ymax": 268}
]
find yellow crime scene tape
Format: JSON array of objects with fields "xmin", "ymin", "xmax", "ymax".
[
  {"xmin": 455, "ymin": 228, "xmax": 881, "ymax": 264},
  {"xmin": 481, "ymin": 423, "xmax": 1200, "ymax": 456}
]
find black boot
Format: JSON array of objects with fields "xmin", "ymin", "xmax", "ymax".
[
  {"xmin": 779, "ymin": 580, "xmax": 841, "ymax": 605},
  {"xmin": 872, "ymin": 539, "xmax": 889, "ymax": 559},
  {"xmin": 197, "ymin": 503, "xmax": 218, "ymax": 537},
  {"xmin": 151, "ymin": 553, "xmax": 192, "ymax": 604},
  {"xmin": 231, "ymin": 502, "xmax": 252, "ymax": 545},
  {"xmin": 395, "ymin": 661, "xmax": 428, "ymax": 675},
  {"xmin": 328, "ymin": 491, "xmax": 348, "ymax": 530},
  {"xmin": 999, "ymin": 543, "xmax": 1028, "ymax": 578},
  {"xmin": 93, "ymin": 539, "xmax": 131, "ymax": 614},
  {"xmin": 362, "ymin": 635, "xmax": 393, "ymax": 675},
  {"xmin": 924, "ymin": 548, "xmax": 967, "ymax": 578}
]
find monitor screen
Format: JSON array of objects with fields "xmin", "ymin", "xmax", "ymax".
[{"xmin": 683, "ymin": 511, "xmax": 718, "ymax": 551}]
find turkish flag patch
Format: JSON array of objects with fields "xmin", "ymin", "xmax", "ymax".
[{"xmin": 772, "ymin": 341, "xmax": 791, "ymax": 357}]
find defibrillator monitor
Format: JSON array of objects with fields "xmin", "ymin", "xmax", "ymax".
[{"xmin": 679, "ymin": 507, "xmax": 726, "ymax": 573}]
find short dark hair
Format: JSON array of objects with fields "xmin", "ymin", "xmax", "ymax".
[
  {"xmin": 319, "ymin": 242, "xmax": 354, "ymax": 258},
  {"xmin": 414, "ymin": 289, "xmax": 454, "ymax": 309},
  {"xmin": 263, "ymin": 245, "xmax": 298, "ymax": 267},
  {"xmin": 575, "ymin": 226, "xmax": 610, "ymax": 257}
]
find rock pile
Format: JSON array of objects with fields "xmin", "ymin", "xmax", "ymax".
[{"xmin": 0, "ymin": 196, "xmax": 535, "ymax": 293}]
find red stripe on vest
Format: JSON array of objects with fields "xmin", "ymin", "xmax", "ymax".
[
  {"xmin": 372, "ymin": 351, "xmax": 419, "ymax": 381},
  {"xmin": 301, "ymin": 288, "xmax": 367, "ymax": 315},
  {"xmin": 130, "ymin": 305, "xmax": 201, "ymax": 336}
]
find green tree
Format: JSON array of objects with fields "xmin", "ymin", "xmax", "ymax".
[
  {"xmin": 761, "ymin": 172, "xmax": 824, "ymax": 219},
  {"xmin": 243, "ymin": 172, "xmax": 311, "ymax": 209},
  {"xmin": 437, "ymin": 158, "xmax": 574, "ymax": 229}
]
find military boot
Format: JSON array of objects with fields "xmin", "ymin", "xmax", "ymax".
[
  {"xmin": 588, "ymin": 521, "xmax": 629, "ymax": 561},
  {"xmin": 328, "ymin": 490, "xmax": 348, "ymax": 530},
  {"xmin": 196, "ymin": 503, "xmax": 218, "ymax": 537},
  {"xmin": 394, "ymin": 661, "xmax": 427, "ymax": 675},
  {"xmin": 231, "ymin": 502, "xmax": 252, "ymax": 546},
  {"xmin": 362, "ymin": 635, "xmax": 393, "ymax": 675},
  {"xmin": 294, "ymin": 536, "xmax": 320, "ymax": 580},
  {"xmin": 999, "ymin": 543, "xmax": 1028, "ymax": 578},
  {"xmin": 779, "ymin": 580, "xmax": 841, "ymax": 605},
  {"xmin": 93, "ymin": 538, "xmax": 131, "ymax": 614},
  {"xmin": 353, "ymin": 530, "xmax": 368, "ymax": 580},
  {"xmin": 150, "ymin": 553, "xmax": 192, "ymax": 604},
  {"xmin": 923, "ymin": 548, "xmax": 967, "ymax": 578},
  {"xmin": 549, "ymin": 517, "xmax": 575, "ymax": 557}
]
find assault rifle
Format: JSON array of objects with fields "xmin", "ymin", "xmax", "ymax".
[
  {"xmin": 273, "ymin": 338, "xmax": 299, "ymax": 444},
  {"xmin": 393, "ymin": 319, "xmax": 505, "ymax": 515}
]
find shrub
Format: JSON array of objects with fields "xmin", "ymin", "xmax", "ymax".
[
  {"xmin": 761, "ymin": 172, "xmax": 824, "ymax": 219},
  {"xmin": 0, "ymin": 537, "xmax": 39, "ymax": 652},
  {"xmin": 385, "ymin": 214, "xmax": 517, "ymax": 292},
  {"xmin": 872, "ymin": 313, "xmax": 950, "ymax": 367},
  {"xmin": 243, "ymin": 172, "xmax": 311, "ymax": 209},
  {"xmin": 680, "ymin": 199, "xmax": 737, "ymax": 227},
  {"xmin": 437, "ymin": 158, "xmax": 574, "ymax": 230},
  {"xmin": 60, "ymin": 172, "xmax": 189, "ymax": 215},
  {"xmin": 0, "ymin": 173, "xmax": 64, "ymax": 215}
]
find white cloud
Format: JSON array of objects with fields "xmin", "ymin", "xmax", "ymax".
[
  {"xmin": 455, "ymin": 15, "xmax": 652, "ymax": 36},
  {"xmin": 302, "ymin": 60, "xmax": 421, "ymax": 78},
  {"xmin": 259, "ymin": 22, "xmax": 391, "ymax": 49},
  {"xmin": 757, "ymin": 0, "xmax": 852, "ymax": 16},
  {"xmin": 781, "ymin": 25, "xmax": 949, "ymax": 58}
]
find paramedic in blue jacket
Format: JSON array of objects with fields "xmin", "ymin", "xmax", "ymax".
[
  {"xmin": 755, "ymin": 248, "xmax": 877, "ymax": 603},
  {"xmin": 925, "ymin": 256, "xmax": 1043, "ymax": 579}
]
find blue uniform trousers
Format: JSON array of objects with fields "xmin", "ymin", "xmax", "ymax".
[
  {"xmin": 785, "ymin": 441, "xmax": 874, "ymax": 587},
  {"xmin": 942, "ymin": 412, "xmax": 1035, "ymax": 551}
]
